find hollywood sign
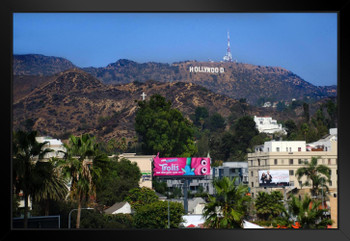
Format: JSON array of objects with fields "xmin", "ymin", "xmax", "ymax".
[{"xmin": 189, "ymin": 66, "xmax": 225, "ymax": 74}]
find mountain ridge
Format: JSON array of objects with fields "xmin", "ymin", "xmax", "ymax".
[{"xmin": 13, "ymin": 54, "xmax": 337, "ymax": 105}]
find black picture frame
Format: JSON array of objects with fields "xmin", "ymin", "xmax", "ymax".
[{"xmin": 3, "ymin": 0, "xmax": 350, "ymax": 241}]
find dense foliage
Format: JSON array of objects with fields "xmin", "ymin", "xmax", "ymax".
[
  {"xmin": 135, "ymin": 94, "xmax": 197, "ymax": 157},
  {"xmin": 255, "ymin": 191, "xmax": 285, "ymax": 221},
  {"xmin": 133, "ymin": 201, "xmax": 185, "ymax": 229},
  {"xmin": 124, "ymin": 187, "xmax": 159, "ymax": 211},
  {"xmin": 95, "ymin": 157, "xmax": 142, "ymax": 207}
]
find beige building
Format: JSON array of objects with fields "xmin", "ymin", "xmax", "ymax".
[
  {"xmin": 248, "ymin": 136, "xmax": 338, "ymax": 227},
  {"xmin": 117, "ymin": 153, "xmax": 154, "ymax": 189}
]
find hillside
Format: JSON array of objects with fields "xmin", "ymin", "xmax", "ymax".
[
  {"xmin": 13, "ymin": 54, "xmax": 76, "ymax": 76},
  {"xmin": 13, "ymin": 68, "xmax": 297, "ymax": 142},
  {"xmin": 13, "ymin": 54, "xmax": 337, "ymax": 105}
]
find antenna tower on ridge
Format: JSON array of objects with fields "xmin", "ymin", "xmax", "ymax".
[{"xmin": 223, "ymin": 31, "xmax": 233, "ymax": 62}]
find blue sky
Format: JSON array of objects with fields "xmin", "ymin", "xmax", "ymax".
[{"xmin": 13, "ymin": 13, "xmax": 337, "ymax": 86}]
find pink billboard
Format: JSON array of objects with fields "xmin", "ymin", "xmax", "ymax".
[{"xmin": 153, "ymin": 153, "xmax": 210, "ymax": 176}]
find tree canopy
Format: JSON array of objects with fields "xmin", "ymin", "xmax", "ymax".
[{"xmin": 135, "ymin": 94, "xmax": 196, "ymax": 157}]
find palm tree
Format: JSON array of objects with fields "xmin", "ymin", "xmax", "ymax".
[
  {"xmin": 203, "ymin": 177, "xmax": 251, "ymax": 228},
  {"xmin": 32, "ymin": 157, "xmax": 68, "ymax": 216},
  {"xmin": 255, "ymin": 191, "xmax": 285, "ymax": 221},
  {"xmin": 287, "ymin": 194, "xmax": 332, "ymax": 229},
  {"xmin": 296, "ymin": 156, "xmax": 331, "ymax": 198},
  {"xmin": 60, "ymin": 134, "xmax": 108, "ymax": 228},
  {"xmin": 12, "ymin": 130, "xmax": 53, "ymax": 228}
]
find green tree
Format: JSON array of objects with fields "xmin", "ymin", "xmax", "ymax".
[
  {"xmin": 195, "ymin": 130, "xmax": 210, "ymax": 157},
  {"xmin": 284, "ymin": 120, "xmax": 297, "ymax": 139},
  {"xmin": 287, "ymin": 194, "xmax": 332, "ymax": 228},
  {"xmin": 60, "ymin": 134, "xmax": 109, "ymax": 228},
  {"xmin": 12, "ymin": 130, "xmax": 53, "ymax": 228},
  {"xmin": 203, "ymin": 177, "xmax": 251, "ymax": 228},
  {"xmin": 135, "ymin": 94, "xmax": 196, "ymax": 157},
  {"xmin": 325, "ymin": 99, "xmax": 337, "ymax": 128},
  {"xmin": 208, "ymin": 112, "xmax": 226, "ymax": 132},
  {"xmin": 255, "ymin": 191, "xmax": 285, "ymax": 221},
  {"xmin": 124, "ymin": 187, "xmax": 159, "ymax": 211},
  {"xmin": 303, "ymin": 102, "xmax": 310, "ymax": 122},
  {"xmin": 133, "ymin": 201, "xmax": 185, "ymax": 228},
  {"xmin": 32, "ymin": 157, "xmax": 68, "ymax": 216},
  {"xmin": 296, "ymin": 157, "xmax": 331, "ymax": 198},
  {"xmin": 233, "ymin": 116, "xmax": 259, "ymax": 155},
  {"xmin": 152, "ymin": 178, "xmax": 168, "ymax": 195},
  {"xmin": 103, "ymin": 213, "xmax": 134, "ymax": 229},
  {"xmin": 96, "ymin": 157, "xmax": 142, "ymax": 207},
  {"xmin": 192, "ymin": 106, "xmax": 209, "ymax": 128}
]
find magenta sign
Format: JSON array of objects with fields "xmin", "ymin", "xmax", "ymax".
[{"xmin": 153, "ymin": 154, "xmax": 210, "ymax": 176}]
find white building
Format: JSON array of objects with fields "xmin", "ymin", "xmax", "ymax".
[
  {"xmin": 254, "ymin": 140, "xmax": 306, "ymax": 153},
  {"xmin": 254, "ymin": 116, "xmax": 287, "ymax": 135}
]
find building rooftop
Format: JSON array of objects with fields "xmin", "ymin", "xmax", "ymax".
[{"xmin": 104, "ymin": 201, "xmax": 129, "ymax": 214}]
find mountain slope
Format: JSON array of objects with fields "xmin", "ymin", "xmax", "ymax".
[{"xmin": 13, "ymin": 69, "xmax": 294, "ymax": 142}]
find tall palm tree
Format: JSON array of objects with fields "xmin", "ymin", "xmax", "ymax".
[
  {"xmin": 32, "ymin": 157, "xmax": 68, "ymax": 216},
  {"xmin": 60, "ymin": 134, "xmax": 108, "ymax": 228},
  {"xmin": 203, "ymin": 177, "xmax": 251, "ymax": 228},
  {"xmin": 296, "ymin": 156, "xmax": 331, "ymax": 198},
  {"xmin": 12, "ymin": 130, "xmax": 53, "ymax": 228}
]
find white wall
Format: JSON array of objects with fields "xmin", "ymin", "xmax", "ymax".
[{"xmin": 263, "ymin": 141, "xmax": 306, "ymax": 153}]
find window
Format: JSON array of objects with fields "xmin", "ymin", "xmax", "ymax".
[
  {"xmin": 298, "ymin": 147, "xmax": 301, "ymax": 152},
  {"xmin": 252, "ymin": 192, "xmax": 255, "ymax": 198},
  {"xmin": 299, "ymin": 181, "xmax": 302, "ymax": 187},
  {"xmin": 276, "ymin": 147, "xmax": 280, "ymax": 152},
  {"xmin": 328, "ymin": 159, "xmax": 332, "ymax": 165},
  {"xmin": 290, "ymin": 181, "xmax": 294, "ymax": 186},
  {"xmin": 329, "ymin": 181, "xmax": 332, "ymax": 186},
  {"xmin": 289, "ymin": 170, "xmax": 294, "ymax": 175},
  {"xmin": 251, "ymin": 182, "xmax": 254, "ymax": 187},
  {"xmin": 289, "ymin": 159, "xmax": 294, "ymax": 165},
  {"xmin": 329, "ymin": 170, "xmax": 332, "ymax": 176},
  {"xmin": 258, "ymin": 159, "xmax": 260, "ymax": 166},
  {"xmin": 286, "ymin": 147, "xmax": 288, "ymax": 152},
  {"xmin": 298, "ymin": 159, "xmax": 302, "ymax": 164},
  {"xmin": 251, "ymin": 171, "xmax": 254, "ymax": 177},
  {"xmin": 289, "ymin": 147, "xmax": 292, "ymax": 152},
  {"xmin": 274, "ymin": 159, "xmax": 278, "ymax": 165}
]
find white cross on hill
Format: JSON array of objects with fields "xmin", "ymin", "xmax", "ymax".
[{"xmin": 141, "ymin": 92, "xmax": 147, "ymax": 100}]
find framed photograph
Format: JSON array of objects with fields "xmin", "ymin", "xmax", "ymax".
[{"xmin": 4, "ymin": 0, "xmax": 350, "ymax": 241}]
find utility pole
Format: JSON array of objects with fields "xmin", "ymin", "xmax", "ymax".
[
  {"xmin": 183, "ymin": 179, "xmax": 189, "ymax": 214},
  {"xmin": 168, "ymin": 200, "xmax": 170, "ymax": 229}
]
